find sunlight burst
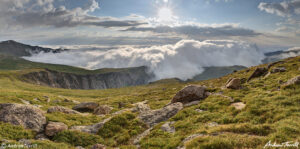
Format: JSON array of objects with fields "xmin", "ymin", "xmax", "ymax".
[{"xmin": 158, "ymin": 7, "xmax": 173, "ymax": 22}]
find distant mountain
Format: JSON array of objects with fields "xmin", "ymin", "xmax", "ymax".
[
  {"xmin": 262, "ymin": 48, "xmax": 300, "ymax": 63},
  {"xmin": 0, "ymin": 40, "xmax": 66, "ymax": 57},
  {"xmin": 192, "ymin": 65, "xmax": 247, "ymax": 81}
]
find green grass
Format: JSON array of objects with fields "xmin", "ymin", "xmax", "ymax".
[{"xmin": 0, "ymin": 55, "xmax": 299, "ymax": 148}]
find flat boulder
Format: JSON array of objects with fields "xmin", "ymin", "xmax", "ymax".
[
  {"xmin": 45, "ymin": 122, "xmax": 68, "ymax": 137},
  {"xmin": 171, "ymin": 85, "xmax": 207, "ymax": 104},
  {"xmin": 226, "ymin": 78, "xmax": 241, "ymax": 89},
  {"xmin": 139, "ymin": 102, "xmax": 183, "ymax": 127},
  {"xmin": 0, "ymin": 104, "xmax": 46, "ymax": 132},
  {"xmin": 247, "ymin": 67, "xmax": 268, "ymax": 82},
  {"xmin": 47, "ymin": 106, "xmax": 80, "ymax": 114},
  {"xmin": 73, "ymin": 102, "xmax": 99, "ymax": 112}
]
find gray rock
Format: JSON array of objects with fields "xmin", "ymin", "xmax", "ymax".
[
  {"xmin": 70, "ymin": 118, "xmax": 111, "ymax": 134},
  {"xmin": 0, "ymin": 104, "xmax": 46, "ymax": 132},
  {"xmin": 271, "ymin": 67, "xmax": 286, "ymax": 73},
  {"xmin": 47, "ymin": 106, "xmax": 80, "ymax": 114},
  {"xmin": 225, "ymin": 78, "xmax": 241, "ymax": 89},
  {"xmin": 183, "ymin": 100, "xmax": 200, "ymax": 107},
  {"xmin": 18, "ymin": 139, "xmax": 31, "ymax": 145},
  {"xmin": 73, "ymin": 102, "xmax": 99, "ymax": 112},
  {"xmin": 171, "ymin": 85, "xmax": 207, "ymax": 104},
  {"xmin": 139, "ymin": 102, "xmax": 183, "ymax": 127},
  {"xmin": 45, "ymin": 122, "xmax": 68, "ymax": 137},
  {"xmin": 161, "ymin": 121, "xmax": 175, "ymax": 133},
  {"xmin": 207, "ymin": 122, "xmax": 219, "ymax": 127},
  {"xmin": 93, "ymin": 105, "xmax": 113, "ymax": 115},
  {"xmin": 35, "ymin": 133, "xmax": 49, "ymax": 140},
  {"xmin": 195, "ymin": 109, "xmax": 204, "ymax": 113},
  {"xmin": 75, "ymin": 146, "xmax": 85, "ymax": 149}
]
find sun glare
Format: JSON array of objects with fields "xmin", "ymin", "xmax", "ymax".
[{"xmin": 158, "ymin": 7, "xmax": 173, "ymax": 22}]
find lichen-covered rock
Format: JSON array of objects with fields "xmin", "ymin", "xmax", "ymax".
[
  {"xmin": 47, "ymin": 106, "xmax": 80, "ymax": 114},
  {"xmin": 73, "ymin": 102, "xmax": 99, "ymax": 112},
  {"xmin": 45, "ymin": 122, "xmax": 68, "ymax": 137},
  {"xmin": 93, "ymin": 105, "xmax": 113, "ymax": 115},
  {"xmin": 171, "ymin": 85, "xmax": 207, "ymax": 104},
  {"xmin": 0, "ymin": 104, "xmax": 46, "ymax": 132},
  {"xmin": 139, "ymin": 102, "xmax": 183, "ymax": 127},
  {"xmin": 225, "ymin": 78, "xmax": 241, "ymax": 89}
]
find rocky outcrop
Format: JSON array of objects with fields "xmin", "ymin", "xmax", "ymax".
[
  {"xmin": 23, "ymin": 67, "xmax": 153, "ymax": 90},
  {"xmin": 93, "ymin": 105, "xmax": 113, "ymax": 115},
  {"xmin": 271, "ymin": 67, "xmax": 286, "ymax": 73},
  {"xmin": 171, "ymin": 85, "xmax": 207, "ymax": 104},
  {"xmin": 225, "ymin": 78, "xmax": 241, "ymax": 89},
  {"xmin": 45, "ymin": 122, "xmax": 68, "ymax": 137},
  {"xmin": 138, "ymin": 102, "xmax": 183, "ymax": 127},
  {"xmin": 0, "ymin": 104, "xmax": 46, "ymax": 132},
  {"xmin": 247, "ymin": 67, "xmax": 268, "ymax": 82},
  {"xmin": 70, "ymin": 118, "xmax": 112, "ymax": 134},
  {"xmin": 73, "ymin": 102, "xmax": 99, "ymax": 112},
  {"xmin": 47, "ymin": 106, "xmax": 80, "ymax": 114}
]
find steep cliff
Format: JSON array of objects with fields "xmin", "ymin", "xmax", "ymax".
[{"xmin": 23, "ymin": 67, "xmax": 153, "ymax": 89}]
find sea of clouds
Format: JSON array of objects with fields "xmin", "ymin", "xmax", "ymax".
[{"xmin": 23, "ymin": 40, "xmax": 265, "ymax": 81}]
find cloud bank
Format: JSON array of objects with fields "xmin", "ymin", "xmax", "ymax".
[
  {"xmin": 24, "ymin": 40, "xmax": 264, "ymax": 80},
  {"xmin": 258, "ymin": 0, "xmax": 300, "ymax": 17},
  {"xmin": 124, "ymin": 24, "xmax": 261, "ymax": 37}
]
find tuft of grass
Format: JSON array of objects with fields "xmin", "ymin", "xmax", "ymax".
[
  {"xmin": 53, "ymin": 130, "xmax": 103, "ymax": 147},
  {"xmin": 0, "ymin": 122, "xmax": 35, "ymax": 140},
  {"xmin": 98, "ymin": 112, "xmax": 148, "ymax": 146}
]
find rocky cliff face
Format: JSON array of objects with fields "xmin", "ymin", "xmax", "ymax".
[{"xmin": 23, "ymin": 67, "xmax": 153, "ymax": 89}]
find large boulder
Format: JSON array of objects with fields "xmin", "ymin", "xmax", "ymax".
[
  {"xmin": 247, "ymin": 67, "xmax": 268, "ymax": 82},
  {"xmin": 45, "ymin": 122, "xmax": 68, "ymax": 137},
  {"xmin": 93, "ymin": 105, "xmax": 113, "ymax": 115},
  {"xmin": 139, "ymin": 102, "xmax": 183, "ymax": 127},
  {"xmin": 73, "ymin": 102, "xmax": 99, "ymax": 112},
  {"xmin": 283, "ymin": 76, "xmax": 300, "ymax": 88},
  {"xmin": 225, "ymin": 78, "xmax": 241, "ymax": 89},
  {"xmin": 171, "ymin": 85, "xmax": 207, "ymax": 104},
  {"xmin": 47, "ymin": 106, "xmax": 80, "ymax": 114},
  {"xmin": 0, "ymin": 104, "xmax": 46, "ymax": 132}
]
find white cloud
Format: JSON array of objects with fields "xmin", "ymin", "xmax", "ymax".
[
  {"xmin": 258, "ymin": 0, "xmax": 300, "ymax": 17},
  {"xmin": 23, "ymin": 39, "xmax": 264, "ymax": 80},
  {"xmin": 0, "ymin": 0, "xmax": 145, "ymax": 28}
]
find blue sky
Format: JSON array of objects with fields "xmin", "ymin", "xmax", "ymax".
[{"xmin": 0, "ymin": 0, "xmax": 299, "ymax": 50}]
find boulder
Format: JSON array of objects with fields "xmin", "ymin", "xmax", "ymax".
[
  {"xmin": 171, "ymin": 85, "xmax": 207, "ymax": 104},
  {"xmin": 93, "ymin": 105, "xmax": 113, "ymax": 115},
  {"xmin": 283, "ymin": 76, "xmax": 300, "ymax": 87},
  {"xmin": 45, "ymin": 122, "xmax": 68, "ymax": 137},
  {"xmin": 73, "ymin": 102, "xmax": 99, "ymax": 112},
  {"xmin": 247, "ymin": 67, "xmax": 268, "ymax": 82},
  {"xmin": 90, "ymin": 144, "xmax": 106, "ymax": 149},
  {"xmin": 47, "ymin": 106, "xmax": 80, "ymax": 114},
  {"xmin": 271, "ymin": 67, "xmax": 286, "ymax": 73},
  {"xmin": 35, "ymin": 133, "xmax": 49, "ymax": 140},
  {"xmin": 0, "ymin": 104, "xmax": 46, "ymax": 132},
  {"xmin": 225, "ymin": 78, "xmax": 241, "ymax": 89},
  {"xmin": 231, "ymin": 102, "xmax": 246, "ymax": 110},
  {"xmin": 139, "ymin": 102, "xmax": 183, "ymax": 127}
]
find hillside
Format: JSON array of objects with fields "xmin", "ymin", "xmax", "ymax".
[{"xmin": 0, "ymin": 55, "xmax": 299, "ymax": 148}]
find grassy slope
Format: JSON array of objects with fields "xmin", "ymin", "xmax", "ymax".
[
  {"xmin": 0, "ymin": 56, "xmax": 299, "ymax": 148},
  {"xmin": 0, "ymin": 54, "xmax": 145, "ymax": 75}
]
